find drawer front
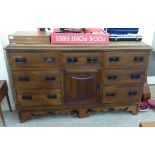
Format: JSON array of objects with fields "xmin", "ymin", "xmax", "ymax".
[
  {"xmin": 104, "ymin": 51, "xmax": 149, "ymax": 68},
  {"xmin": 63, "ymin": 52, "xmax": 102, "ymax": 66},
  {"xmin": 103, "ymin": 69, "xmax": 145, "ymax": 84},
  {"xmin": 103, "ymin": 85, "xmax": 142, "ymax": 103},
  {"xmin": 13, "ymin": 70, "xmax": 61, "ymax": 89},
  {"xmin": 16, "ymin": 89, "xmax": 61, "ymax": 106},
  {"xmin": 9, "ymin": 52, "xmax": 60, "ymax": 68}
]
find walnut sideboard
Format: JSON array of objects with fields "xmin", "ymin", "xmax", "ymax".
[{"xmin": 5, "ymin": 41, "xmax": 151, "ymax": 122}]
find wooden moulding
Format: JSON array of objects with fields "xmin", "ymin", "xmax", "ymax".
[{"xmin": 18, "ymin": 105, "xmax": 138, "ymax": 123}]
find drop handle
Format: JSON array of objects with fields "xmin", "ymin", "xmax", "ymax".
[
  {"xmin": 45, "ymin": 76, "xmax": 56, "ymax": 81},
  {"xmin": 47, "ymin": 94, "xmax": 57, "ymax": 99},
  {"xmin": 134, "ymin": 56, "xmax": 144, "ymax": 62},
  {"xmin": 15, "ymin": 57, "xmax": 27, "ymax": 63},
  {"xmin": 18, "ymin": 76, "xmax": 30, "ymax": 82},
  {"xmin": 106, "ymin": 92, "xmax": 116, "ymax": 97},
  {"xmin": 109, "ymin": 56, "xmax": 119, "ymax": 62},
  {"xmin": 67, "ymin": 57, "xmax": 78, "ymax": 63},
  {"xmin": 128, "ymin": 91, "xmax": 138, "ymax": 96},
  {"xmin": 107, "ymin": 75, "xmax": 117, "ymax": 80},
  {"xmin": 44, "ymin": 57, "xmax": 55, "ymax": 63},
  {"xmin": 22, "ymin": 95, "xmax": 32, "ymax": 100},
  {"xmin": 71, "ymin": 75, "xmax": 94, "ymax": 80},
  {"xmin": 130, "ymin": 74, "xmax": 140, "ymax": 79},
  {"xmin": 87, "ymin": 56, "xmax": 97, "ymax": 63}
]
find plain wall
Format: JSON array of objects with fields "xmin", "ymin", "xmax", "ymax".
[
  {"xmin": 0, "ymin": 37, "xmax": 16, "ymax": 110},
  {"xmin": 0, "ymin": 0, "xmax": 155, "ymax": 110},
  {"xmin": 152, "ymin": 31, "xmax": 155, "ymax": 51}
]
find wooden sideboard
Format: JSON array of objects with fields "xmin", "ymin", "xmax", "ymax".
[{"xmin": 5, "ymin": 41, "xmax": 151, "ymax": 122}]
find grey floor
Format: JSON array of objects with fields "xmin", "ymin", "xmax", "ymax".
[{"xmin": 1, "ymin": 109, "xmax": 155, "ymax": 127}]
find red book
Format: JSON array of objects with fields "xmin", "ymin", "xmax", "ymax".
[{"xmin": 51, "ymin": 28, "xmax": 109, "ymax": 44}]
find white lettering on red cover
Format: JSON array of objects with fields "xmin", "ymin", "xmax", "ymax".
[
  {"xmin": 72, "ymin": 35, "xmax": 88, "ymax": 42},
  {"xmin": 89, "ymin": 36, "xmax": 105, "ymax": 42},
  {"xmin": 56, "ymin": 36, "xmax": 70, "ymax": 42}
]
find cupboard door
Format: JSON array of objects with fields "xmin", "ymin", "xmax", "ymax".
[{"xmin": 64, "ymin": 68, "xmax": 101, "ymax": 105}]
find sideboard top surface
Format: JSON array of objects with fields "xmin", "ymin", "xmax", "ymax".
[{"xmin": 5, "ymin": 41, "xmax": 152, "ymax": 51}]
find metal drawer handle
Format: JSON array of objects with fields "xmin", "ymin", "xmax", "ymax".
[
  {"xmin": 18, "ymin": 76, "xmax": 30, "ymax": 82},
  {"xmin": 71, "ymin": 75, "xmax": 94, "ymax": 80},
  {"xmin": 131, "ymin": 74, "xmax": 140, "ymax": 79},
  {"xmin": 128, "ymin": 91, "xmax": 138, "ymax": 96},
  {"xmin": 109, "ymin": 56, "xmax": 119, "ymax": 62},
  {"xmin": 15, "ymin": 57, "xmax": 27, "ymax": 63},
  {"xmin": 44, "ymin": 57, "xmax": 55, "ymax": 63},
  {"xmin": 67, "ymin": 57, "xmax": 78, "ymax": 63},
  {"xmin": 106, "ymin": 92, "xmax": 116, "ymax": 97},
  {"xmin": 87, "ymin": 56, "xmax": 97, "ymax": 63},
  {"xmin": 134, "ymin": 56, "xmax": 144, "ymax": 62},
  {"xmin": 45, "ymin": 76, "xmax": 56, "ymax": 81},
  {"xmin": 22, "ymin": 95, "xmax": 32, "ymax": 100},
  {"xmin": 47, "ymin": 94, "xmax": 57, "ymax": 99},
  {"xmin": 107, "ymin": 75, "xmax": 117, "ymax": 80}
]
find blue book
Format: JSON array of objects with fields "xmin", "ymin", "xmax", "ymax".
[{"xmin": 107, "ymin": 28, "xmax": 139, "ymax": 35}]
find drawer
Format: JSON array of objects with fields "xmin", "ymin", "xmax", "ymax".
[
  {"xmin": 16, "ymin": 89, "xmax": 61, "ymax": 106},
  {"xmin": 103, "ymin": 85, "xmax": 142, "ymax": 103},
  {"xmin": 104, "ymin": 51, "xmax": 149, "ymax": 68},
  {"xmin": 12, "ymin": 70, "xmax": 61, "ymax": 89},
  {"xmin": 9, "ymin": 52, "xmax": 60, "ymax": 68},
  {"xmin": 63, "ymin": 52, "xmax": 102, "ymax": 66},
  {"xmin": 103, "ymin": 69, "xmax": 145, "ymax": 84}
]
